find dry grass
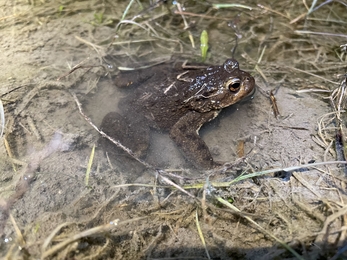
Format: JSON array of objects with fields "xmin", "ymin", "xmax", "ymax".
[{"xmin": 1, "ymin": 0, "xmax": 347, "ymax": 259}]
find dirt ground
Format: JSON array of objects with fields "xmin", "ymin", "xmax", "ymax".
[{"xmin": 1, "ymin": 0, "xmax": 347, "ymax": 259}]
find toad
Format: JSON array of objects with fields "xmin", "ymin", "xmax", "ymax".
[{"xmin": 100, "ymin": 59, "xmax": 255, "ymax": 169}]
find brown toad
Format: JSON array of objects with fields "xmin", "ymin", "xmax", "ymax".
[{"xmin": 100, "ymin": 59, "xmax": 255, "ymax": 169}]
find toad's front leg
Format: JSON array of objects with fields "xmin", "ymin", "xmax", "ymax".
[{"xmin": 169, "ymin": 110, "xmax": 220, "ymax": 169}]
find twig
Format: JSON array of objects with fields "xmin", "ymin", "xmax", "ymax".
[
  {"xmin": 195, "ymin": 210, "xmax": 211, "ymax": 259},
  {"xmin": 71, "ymin": 91, "xmax": 199, "ymax": 198},
  {"xmin": 41, "ymin": 217, "xmax": 147, "ymax": 259},
  {"xmin": 71, "ymin": 91, "xmax": 153, "ymax": 169},
  {"xmin": 295, "ymin": 30, "xmax": 347, "ymax": 39},
  {"xmin": 215, "ymin": 196, "xmax": 304, "ymax": 260}
]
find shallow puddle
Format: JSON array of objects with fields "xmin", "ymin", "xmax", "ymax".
[{"xmin": 1, "ymin": 0, "xmax": 346, "ymax": 259}]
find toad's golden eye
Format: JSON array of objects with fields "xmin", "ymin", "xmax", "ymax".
[{"xmin": 225, "ymin": 78, "xmax": 241, "ymax": 92}]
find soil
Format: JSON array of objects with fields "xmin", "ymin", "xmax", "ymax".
[{"xmin": 1, "ymin": 0, "xmax": 347, "ymax": 259}]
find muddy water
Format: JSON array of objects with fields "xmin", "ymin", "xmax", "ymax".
[{"xmin": 1, "ymin": 0, "xmax": 346, "ymax": 259}]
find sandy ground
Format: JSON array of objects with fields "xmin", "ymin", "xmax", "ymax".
[{"xmin": 1, "ymin": 0, "xmax": 347, "ymax": 259}]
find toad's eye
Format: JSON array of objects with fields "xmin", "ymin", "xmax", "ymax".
[{"xmin": 225, "ymin": 78, "xmax": 241, "ymax": 92}]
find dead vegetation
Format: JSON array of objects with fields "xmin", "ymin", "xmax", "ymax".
[{"xmin": 1, "ymin": 0, "xmax": 347, "ymax": 259}]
